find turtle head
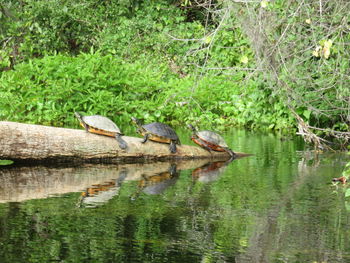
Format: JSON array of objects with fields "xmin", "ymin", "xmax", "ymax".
[
  {"xmin": 74, "ymin": 112, "xmax": 83, "ymax": 122},
  {"xmin": 169, "ymin": 164, "xmax": 177, "ymax": 176},
  {"xmin": 131, "ymin": 117, "xmax": 142, "ymax": 126},
  {"xmin": 187, "ymin": 124, "xmax": 196, "ymax": 132}
]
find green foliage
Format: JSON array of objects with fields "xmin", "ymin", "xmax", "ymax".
[
  {"xmin": 0, "ymin": 160, "xmax": 13, "ymax": 166},
  {"xmin": 0, "ymin": 0, "xmax": 254, "ymax": 75},
  {"xmin": 0, "ymin": 0, "xmax": 198, "ymax": 67},
  {"xmin": 343, "ymin": 154, "xmax": 350, "ymax": 180},
  {"xmin": 0, "ymin": 52, "xmax": 166, "ymax": 126},
  {"xmin": 0, "ymin": 52, "xmax": 294, "ymax": 132},
  {"xmin": 0, "ymin": 0, "xmax": 145, "ymax": 58},
  {"xmin": 232, "ymin": 0, "xmax": 350, "ymax": 141},
  {"xmin": 2, "ymin": 0, "xmax": 347, "ymax": 140}
]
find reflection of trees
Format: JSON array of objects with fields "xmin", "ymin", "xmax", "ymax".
[
  {"xmin": 0, "ymin": 159, "xmax": 244, "ymax": 262},
  {"xmin": 236, "ymin": 152, "xmax": 349, "ymax": 263},
  {"xmin": 0, "ymin": 151, "xmax": 348, "ymax": 262}
]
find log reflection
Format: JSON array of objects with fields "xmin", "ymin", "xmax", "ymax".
[{"xmin": 0, "ymin": 159, "xmax": 230, "ymax": 203}]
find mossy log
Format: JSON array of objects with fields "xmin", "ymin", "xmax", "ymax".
[{"xmin": 0, "ymin": 121, "xmax": 249, "ymax": 164}]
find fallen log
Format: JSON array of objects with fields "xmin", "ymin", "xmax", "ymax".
[{"xmin": 0, "ymin": 121, "xmax": 250, "ymax": 164}]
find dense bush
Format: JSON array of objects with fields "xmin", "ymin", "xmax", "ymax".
[
  {"xmin": 0, "ymin": 0, "xmax": 204, "ymax": 69},
  {"xmin": 0, "ymin": 52, "xmax": 294, "ymax": 131}
]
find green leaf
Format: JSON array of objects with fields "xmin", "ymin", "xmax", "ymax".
[
  {"xmin": 303, "ymin": 110, "xmax": 311, "ymax": 120},
  {"xmin": 345, "ymin": 201, "xmax": 350, "ymax": 211},
  {"xmin": 0, "ymin": 160, "xmax": 14, "ymax": 166},
  {"xmin": 345, "ymin": 188, "xmax": 350, "ymax": 198}
]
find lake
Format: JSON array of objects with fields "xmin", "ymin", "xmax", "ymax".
[{"xmin": 0, "ymin": 129, "xmax": 349, "ymax": 263}]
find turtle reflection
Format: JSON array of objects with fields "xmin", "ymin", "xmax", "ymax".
[
  {"xmin": 78, "ymin": 169, "xmax": 127, "ymax": 208},
  {"xmin": 192, "ymin": 159, "xmax": 232, "ymax": 183},
  {"xmin": 131, "ymin": 164, "xmax": 179, "ymax": 199}
]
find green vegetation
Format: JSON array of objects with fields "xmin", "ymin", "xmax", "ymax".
[
  {"xmin": 0, "ymin": 160, "xmax": 13, "ymax": 166},
  {"xmin": 0, "ymin": 0, "xmax": 349, "ymax": 148},
  {"xmin": 0, "ymin": 52, "xmax": 293, "ymax": 130}
]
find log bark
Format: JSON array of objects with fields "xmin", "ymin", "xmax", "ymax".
[{"xmin": 0, "ymin": 121, "xmax": 249, "ymax": 164}]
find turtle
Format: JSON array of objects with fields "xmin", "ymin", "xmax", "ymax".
[
  {"xmin": 74, "ymin": 112, "xmax": 127, "ymax": 149},
  {"xmin": 131, "ymin": 117, "xmax": 180, "ymax": 153},
  {"xmin": 332, "ymin": 176, "xmax": 347, "ymax": 184},
  {"xmin": 188, "ymin": 124, "xmax": 236, "ymax": 158}
]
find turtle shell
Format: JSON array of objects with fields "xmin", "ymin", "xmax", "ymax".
[
  {"xmin": 142, "ymin": 122, "xmax": 179, "ymax": 142},
  {"xmin": 82, "ymin": 115, "xmax": 121, "ymax": 134},
  {"xmin": 196, "ymin": 130, "xmax": 228, "ymax": 148}
]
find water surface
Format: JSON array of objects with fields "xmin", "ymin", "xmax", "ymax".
[{"xmin": 0, "ymin": 129, "xmax": 349, "ymax": 263}]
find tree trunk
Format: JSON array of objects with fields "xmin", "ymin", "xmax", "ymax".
[{"xmin": 0, "ymin": 121, "xmax": 249, "ymax": 164}]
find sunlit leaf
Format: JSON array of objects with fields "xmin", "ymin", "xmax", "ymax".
[
  {"xmin": 345, "ymin": 201, "xmax": 350, "ymax": 212},
  {"xmin": 240, "ymin": 55, "xmax": 249, "ymax": 64},
  {"xmin": 324, "ymin": 40, "xmax": 333, "ymax": 48},
  {"xmin": 0, "ymin": 160, "xmax": 14, "ymax": 166},
  {"xmin": 312, "ymin": 46, "xmax": 321, "ymax": 57},
  {"xmin": 345, "ymin": 188, "xmax": 350, "ymax": 198},
  {"xmin": 261, "ymin": 1, "xmax": 268, "ymax": 8},
  {"xmin": 204, "ymin": 36, "xmax": 212, "ymax": 44},
  {"xmin": 303, "ymin": 110, "xmax": 311, "ymax": 120}
]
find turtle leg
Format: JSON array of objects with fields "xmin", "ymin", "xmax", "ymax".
[
  {"xmin": 115, "ymin": 133, "xmax": 127, "ymax": 149},
  {"xmin": 141, "ymin": 134, "xmax": 149, "ymax": 143},
  {"xmin": 196, "ymin": 138, "xmax": 212, "ymax": 155},
  {"xmin": 203, "ymin": 146, "xmax": 213, "ymax": 155},
  {"xmin": 169, "ymin": 141, "xmax": 177, "ymax": 153},
  {"xmin": 81, "ymin": 122, "xmax": 89, "ymax": 132}
]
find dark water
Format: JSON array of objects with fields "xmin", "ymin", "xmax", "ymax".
[{"xmin": 0, "ymin": 129, "xmax": 349, "ymax": 263}]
